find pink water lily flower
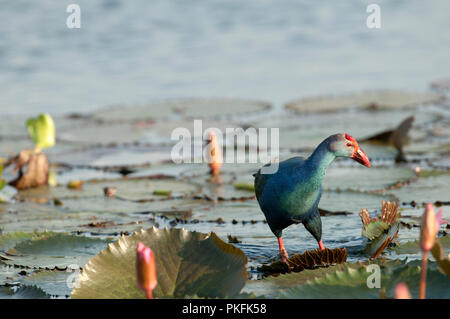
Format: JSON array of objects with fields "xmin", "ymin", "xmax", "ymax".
[{"xmin": 395, "ymin": 282, "xmax": 411, "ymax": 299}]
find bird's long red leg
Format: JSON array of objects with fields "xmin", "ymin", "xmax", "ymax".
[
  {"xmin": 318, "ymin": 239, "xmax": 325, "ymax": 250},
  {"xmin": 278, "ymin": 237, "xmax": 289, "ymax": 262}
]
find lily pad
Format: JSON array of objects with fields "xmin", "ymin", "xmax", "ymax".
[
  {"xmin": 0, "ymin": 285, "xmax": 50, "ymax": 299},
  {"xmin": 71, "ymin": 227, "xmax": 248, "ymax": 298},
  {"xmin": 360, "ymin": 201, "xmax": 400, "ymax": 259},
  {"xmin": 386, "ymin": 174, "xmax": 450, "ymax": 203},
  {"xmin": 49, "ymin": 145, "xmax": 174, "ymax": 168},
  {"xmin": 0, "ymin": 231, "xmax": 51, "ymax": 252},
  {"xmin": 320, "ymin": 191, "xmax": 396, "ymax": 213},
  {"xmin": 258, "ymin": 247, "xmax": 347, "ymax": 275},
  {"xmin": 323, "ymin": 166, "xmax": 416, "ymax": 193},
  {"xmin": 92, "ymin": 98, "xmax": 271, "ymax": 122},
  {"xmin": 0, "ymin": 233, "xmax": 110, "ymax": 269},
  {"xmin": 285, "ymin": 90, "xmax": 443, "ymax": 113},
  {"xmin": 16, "ymin": 178, "xmax": 199, "ymax": 202},
  {"xmin": 393, "ymin": 236, "xmax": 450, "ymax": 256},
  {"xmin": 21, "ymin": 269, "xmax": 75, "ymax": 297},
  {"xmin": 276, "ymin": 260, "xmax": 450, "ymax": 299},
  {"xmin": 431, "ymin": 238, "xmax": 450, "ymax": 276}
]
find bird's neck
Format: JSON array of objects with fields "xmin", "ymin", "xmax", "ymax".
[{"xmin": 305, "ymin": 141, "xmax": 336, "ymax": 185}]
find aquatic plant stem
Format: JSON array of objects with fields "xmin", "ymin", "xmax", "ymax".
[
  {"xmin": 420, "ymin": 251, "xmax": 428, "ymax": 299},
  {"xmin": 146, "ymin": 289, "xmax": 153, "ymax": 299}
]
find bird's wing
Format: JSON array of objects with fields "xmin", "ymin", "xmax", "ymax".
[{"xmin": 253, "ymin": 156, "xmax": 306, "ymax": 198}]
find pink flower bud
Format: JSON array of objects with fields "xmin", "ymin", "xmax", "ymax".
[
  {"xmin": 420, "ymin": 203, "xmax": 437, "ymax": 252},
  {"xmin": 136, "ymin": 242, "xmax": 157, "ymax": 298},
  {"xmin": 207, "ymin": 131, "xmax": 223, "ymax": 176},
  {"xmin": 395, "ymin": 283, "xmax": 411, "ymax": 299}
]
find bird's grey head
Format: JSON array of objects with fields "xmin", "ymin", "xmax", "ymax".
[{"xmin": 326, "ymin": 133, "xmax": 371, "ymax": 167}]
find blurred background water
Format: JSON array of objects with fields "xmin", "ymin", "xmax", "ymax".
[{"xmin": 0, "ymin": 0, "xmax": 449, "ymax": 116}]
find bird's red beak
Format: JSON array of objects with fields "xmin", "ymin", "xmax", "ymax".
[
  {"xmin": 351, "ymin": 145, "xmax": 371, "ymax": 167},
  {"xmin": 345, "ymin": 134, "xmax": 370, "ymax": 167}
]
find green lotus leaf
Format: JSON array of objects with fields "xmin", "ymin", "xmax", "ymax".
[
  {"xmin": 0, "ymin": 233, "xmax": 110, "ymax": 269},
  {"xmin": 431, "ymin": 239, "xmax": 450, "ymax": 277},
  {"xmin": 0, "ymin": 164, "xmax": 5, "ymax": 190},
  {"xmin": 362, "ymin": 220, "xmax": 390, "ymax": 240},
  {"xmin": 0, "ymin": 264, "xmax": 25, "ymax": 284},
  {"xmin": 0, "ymin": 231, "xmax": 56, "ymax": 252},
  {"xmin": 285, "ymin": 90, "xmax": 442, "ymax": 113},
  {"xmin": 0, "ymin": 285, "xmax": 50, "ymax": 299},
  {"xmin": 393, "ymin": 236, "xmax": 450, "ymax": 255},
  {"xmin": 0, "ymin": 164, "xmax": 5, "ymax": 201},
  {"xmin": 71, "ymin": 227, "xmax": 248, "ymax": 299},
  {"xmin": 274, "ymin": 260, "xmax": 450, "ymax": 299},
  {"xmin": 365, "ymin": 222, "xmax": 399, "ymax": 259},
  {"xmin": 21, "ymin": 269, "xmax": 75, "ymax": 297},
  {"xmin": 244, "ymin": 263, "xmax": 360, "ymax": 298},
  {"xmin": 26, "ymin": 113, "xmax": 55, "ymax": 150}
]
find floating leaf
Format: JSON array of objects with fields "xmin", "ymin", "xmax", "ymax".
[
  {"xmin": 386, "ymin": 174, "xmax": 450, "ymax": 203},
  {"xmin": 17, "ymin": 178, "xmax": 199, "ymax": 202},
  {"xmin": 323, "ymin": 167, "xmax": 415, "ymax": 193},
  {"xmin": 285, "ymin": 90, "xmax": 442, "ymax": 113},
  {"xmin": 0, "ymin": 231, "xmax": 55, "ymax": 252},
  {"xmin": 431, "ymin": 238, "xmax": 450, "ymax": 277},
  {"xmin": 67, "ymin": 180, "xmax": 83, "ymax": 189},
  {"xmin": 258, "ymin": 247, "xmax": 347, "ymax": 276},
  {"xmin": 360, "ymin": 201, "xmax": 400, "ymax": 259},
  {"xmin": 71, "ymin": 227, "xmax": 248, "ymax": 299},
  {"xmin": 365, "ymin": 222, "xmax": 399, "ymax": 259},
  {"xmin": 5, "ymin": 150, "xmax": 49, "ymax": 190},
  {"xmin": 0, "ymin": 164, "xmax": 5, "ymax": 192},
  {"xmin": 21, "ymin": 269, "xmax": 75, "ymax": 297},
  {"xmin": 0, "ymin": 233, "xmax": 110, "ymax": 269},
  {"xmin": 275, "ymin": 260, "xmax": 450, "ymax": 299},
  {"xmin": 362, "ymin": 116, "xmax": 414, "ymax": 162},
  {"xmin": 394, "ymin": 236, "xmax": 450, "ymax": 256},
  {"xmin": 361, "ymin": 220, "xmax": 390, "ymax": 240},
  {"xmin": 152, "ymin": 190, "xmax": 172, "ymax": 196},
  {"xmin": 0, "ymin": 285, "xmax": 50, "ymax": 299},
  {"xmin": 93, "ymin": 98, "xmax": 271, "ymax": 122},
  {"xmin": 26, "ymin": 113, "xmax": 55, "ymax": 150},
  {"xmin": 244, "ymin": 263, "xmax": 357, "ymax": 298},
  {"xmin": 233, "ymin": 183, "xmax": 255, "ymax": 192}
]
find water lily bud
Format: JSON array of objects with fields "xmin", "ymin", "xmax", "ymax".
[
  {"xmin": 420, "ymin": 203, "xmax": 437, "ymax": 252},
  {"xmin": 395, "ymin": 282, "xmax": 411, "ymax": 299},
  {"xmin": 136, "ymin": 242, "xmax": 157, "ymax": 298},
  {"xmin": 414, "ymin": 166, "xmax": 421, "ymax": 175},
  {"xmin": 207, "ymin": 131, "xmax": 223, "ymax": 176}
]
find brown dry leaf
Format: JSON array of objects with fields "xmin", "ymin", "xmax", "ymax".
[
  {"xmin": 258, "ymin": 247, "xmax": 347, "ymax": 276},
  {"xmin": 362, "ymin": 116, "xmax": 414, "ymax": 162},
  {"xmin": 359, "ymin": 201, "xmax": 400, "ymax": 259},
  {"xmin": 359, "ymin": 208, "xmax": 377, "ymax": 226},
  {"xmin": 380, "ymin": 200, "xmax": 399, "ymax": 224},
  {"xmin": 6, "ymin": 150, "xmax": 49, "ymax": 190},
  {"xmin": 360, "ymin": 201, "xmax": 399, "ymax": 227}
]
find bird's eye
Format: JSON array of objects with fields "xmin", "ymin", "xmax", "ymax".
[{"xmin": 346, "ymin": 143, "xmax": 352, "ymax": 147}]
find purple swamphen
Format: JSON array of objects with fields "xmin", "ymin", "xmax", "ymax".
[{"xmin": 253, "ymin": 133, "xmax": 371, "ymax": 262}]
